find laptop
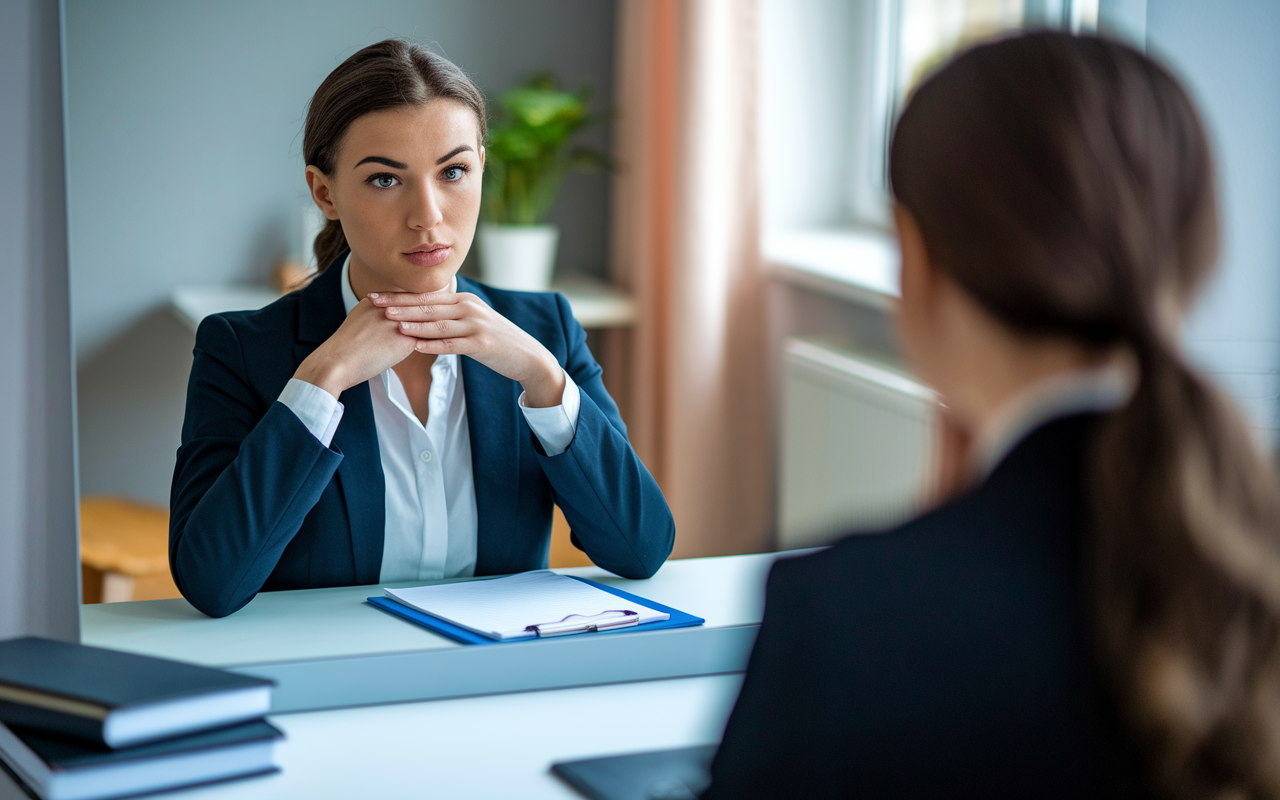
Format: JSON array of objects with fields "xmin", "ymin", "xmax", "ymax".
[{"xmin": 551, "ymin": 744, "xmax": 717, "ymax": 800}]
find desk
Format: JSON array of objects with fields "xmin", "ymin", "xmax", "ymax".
[
  {"xmin": 63, "ymin": 553, "xmax": 793, "ymax": 799},
  {"xmin": 180, "ymin": 675, "xmax": 740, "ymax": 799},
  {"xmin": 81, "ymin": 553, "xmax": 787, "ymax": 712},
  {"xmin": 0, "ymin": 675, "xmax": 741, "ymax": 800}
]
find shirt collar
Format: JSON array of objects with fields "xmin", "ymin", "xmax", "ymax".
[
  {"xmin": 971, "ymin": 360, "xmax": 1134, "ymax": 479},
  {"xmin": 339, "ymin": 254, "xmax": 359, "ymax": 315}
]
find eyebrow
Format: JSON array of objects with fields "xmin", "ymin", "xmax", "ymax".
[
  {"xmin": 353, "ymin": 145, "xmax": 475, "ymax": 170},
  {"xmin": 435, "ymin": 145, "xmax": 474, "ymax": 164},
  {"xmin": 354, "ymin": 156, "xmax": 408, "ymax": 170}
]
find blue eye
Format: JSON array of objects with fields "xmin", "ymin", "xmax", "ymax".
[
  {"xmin": 442, "ymin": 165, "xmax": 467, "ymax": 182},
  {"xmin": 370, "ymin": 174, "xmax": 398, "ymax": 189}
]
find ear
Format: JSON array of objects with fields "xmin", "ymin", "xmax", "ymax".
[
  {"xmin": 479, "ymin": 145, "xmax": 486, "ymax": 171},
  {"xmin": 305, "ymin": 166, "xmax": 340, "ymax": 221}
]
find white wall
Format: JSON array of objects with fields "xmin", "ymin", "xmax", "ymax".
[
  {"xmin": 67, "ymin": 0, "xmax": 618, "ymax": 507},
  {"xmin": 0, "ymin": 0, "xmax": 80, "ymax": 641}
]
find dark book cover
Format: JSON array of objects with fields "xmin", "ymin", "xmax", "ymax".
[
  {"xmin": 15, "ymin": 721, "xmax": 282, "ymax": 772},
  {"xmin": 0, "ymin": 638, "xmax": 273, "ymax": 748},
  {"xmin": 0, "ymin": 719, "xmax": 282, "ymax": 800}
]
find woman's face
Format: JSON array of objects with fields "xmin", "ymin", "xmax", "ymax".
[{"xmin": 306, "ymin": 99, "xmax": 485, "ymax": 294}]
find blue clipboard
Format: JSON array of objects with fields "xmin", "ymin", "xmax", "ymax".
[{"xmin": 366, "ymin": 575, "xmax": 705, "ymax": 645}]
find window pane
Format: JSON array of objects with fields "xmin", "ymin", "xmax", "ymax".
[{"xmin": 895, "ymin": 0, "xmax": 1025, "ymax": 106}]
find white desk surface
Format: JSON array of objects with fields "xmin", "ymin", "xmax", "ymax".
[
  {"xmin": 165, "ymin": 674, "xmax": 742, "ymax": 800},
  {"xmin": 81, "ymin": 553, "xmax": 782, "ymax": 668},
  {"xmin": 170, "ymin": 275, "xmax": 636, "ymax": 334}
]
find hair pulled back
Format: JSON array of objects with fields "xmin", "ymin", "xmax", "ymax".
[
  {"xmin": 303, "ymin": 39, "xmax": 486, "ymax": 271},
  {"xmin": 891, "ymin": 32, "xmax": 1280, "ymax": 797}
]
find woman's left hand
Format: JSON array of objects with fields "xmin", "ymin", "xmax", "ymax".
[{"xmin": 368, "ymin": 290, "xmax": 566, "ymax": 407}]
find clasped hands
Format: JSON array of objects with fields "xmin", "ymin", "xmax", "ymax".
[{"xmin": 293, "ymin": 289, "xmax": 566, "ymax": 408}]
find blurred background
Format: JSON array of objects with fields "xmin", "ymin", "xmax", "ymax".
[{"xmin": 66, "ymin": 0, "xmax": 1280, "ymax": 603}]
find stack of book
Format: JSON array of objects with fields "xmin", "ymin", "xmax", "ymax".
[{"xmin": 0, "ymin": 637, "xmax": 281, "ymax": 800}]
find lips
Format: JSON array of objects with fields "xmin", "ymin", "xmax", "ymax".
[{"xmin": 403, "ymin": 244, "xmax": 451, "ymax": 268}]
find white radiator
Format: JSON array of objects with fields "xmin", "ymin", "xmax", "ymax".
[{"xmin": 777, "ymin": 338, "xmax": 935, "ymax": 548}]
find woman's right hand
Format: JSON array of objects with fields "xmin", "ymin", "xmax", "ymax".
[{"xmin": 291, "ymin": 297, "xmax": 418, "ymax": 399}]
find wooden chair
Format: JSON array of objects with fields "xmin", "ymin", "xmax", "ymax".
[
  {"xmin": 80, "ymin": 496, "xmax": 182, "ymax": 603},
  {"xmin": 548, "ymin": 505, "xmax": 593, "ymax": 568}
]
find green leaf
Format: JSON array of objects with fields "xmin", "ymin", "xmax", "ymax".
[{"xmin": 482, "ymin": 72, "xmax": 612, "ymax": 225}]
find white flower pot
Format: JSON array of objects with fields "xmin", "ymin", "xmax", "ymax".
[{"xmin": 478, "ymin": 224, "xmax": 560, "ymax": 291}]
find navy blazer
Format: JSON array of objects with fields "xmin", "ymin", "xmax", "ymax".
[
  {"xmin": 704, "ymin": 415, "xmax": 1151, "ymax": 798},
  {"xmin": 170, "ymin": 259, "xmax": 674, "ymax": 618}
]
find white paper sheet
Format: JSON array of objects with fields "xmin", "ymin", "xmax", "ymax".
[{"xmin": 383, "ymin": 571, "xmax": 669, "ymax": 641}]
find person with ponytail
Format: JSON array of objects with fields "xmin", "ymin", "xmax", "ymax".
[
  {"xmin": 704, "ymin": 32, "xmax": 1280, "ymax": 798},
  {"xmin": 169, "ymin": 40, "xmax": 674, "ymax": 618}
]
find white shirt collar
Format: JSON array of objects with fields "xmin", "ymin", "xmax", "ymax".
[
  {"xmin": 339, "ymin": 254, "xmax": 360, "ymax": 315},
  {"xmin": 971, "ymin": 361, "xmax": 1133, "ymax": 479}
]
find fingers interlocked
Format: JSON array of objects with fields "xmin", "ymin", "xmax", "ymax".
[{"xmin": 371, "ymin": 291, "xmax": 478, "ymax": 341}]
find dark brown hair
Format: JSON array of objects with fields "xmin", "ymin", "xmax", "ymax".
[
  {"xmin": 891, "ymin": 32, "xmax": 1280, "ymax": 797},
  {"xmin": 303, "ymin": 39, "xmax": 487, "ymax": 271}
]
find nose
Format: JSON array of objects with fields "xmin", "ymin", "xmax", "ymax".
[{"xmin": 408, "ymin": 180, "xmax": 444, "ymax": 231}]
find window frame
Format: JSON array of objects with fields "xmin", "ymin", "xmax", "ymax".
[{"xmin": 847, "ymin": 0, "xmax": 1101, "ymax": 230}]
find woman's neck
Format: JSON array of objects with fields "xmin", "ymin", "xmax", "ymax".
[{"xmin": 923, "ymin": 279, "xmax": 1130, "ymax": 482}]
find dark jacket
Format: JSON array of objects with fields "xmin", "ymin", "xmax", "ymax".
[
  {"xmin": 705, "ymin": 414, "xmax": 1151, "ymax": 798},
  {"xmin": 170, "ymin": 260, "xmax": 674, "ymax": 618}
]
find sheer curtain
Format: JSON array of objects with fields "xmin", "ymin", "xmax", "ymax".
[{"xmin": 606, "ymin": 0, "xmax": 771, "ymax": 558}]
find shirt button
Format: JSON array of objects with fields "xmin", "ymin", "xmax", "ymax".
[{"xmin": 420, "ymin": 450, "xmax": 433, "ymax": 463}]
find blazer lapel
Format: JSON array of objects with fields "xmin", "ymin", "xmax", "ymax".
[
  {"xmin": 332, "ymin": 382, "xmax": 385, "ymax": 584},
  {"xmin": 459, "ymin": 278, "xmax": 522, "ymax": 574},
  {"xmin": 293, "ymin": 256, "xmax": 386, "ymax": 584}
]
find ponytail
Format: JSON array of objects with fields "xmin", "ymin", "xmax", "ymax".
[
  {"xmin": 1090, "ymin": 337, "xmax": 1280, "ymax": 796},
  {"xmin": 313, "ymin": 218, "xmax": 347, "ymax": 274}
]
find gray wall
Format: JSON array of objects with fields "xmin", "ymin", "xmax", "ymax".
[
  {"xmin": 1146, "ymin": 0, "xmax": 1280, "ymax": 447},
  {"xmin": 0, "ymin": 0, "xmax": 80, "ymax": 641},
  {"xmin": 67, "ymin": 0, "xmax": 617, "ymax": 507}
]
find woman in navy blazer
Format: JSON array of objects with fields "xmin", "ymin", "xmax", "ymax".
[
  {"xmin": 704, "ymin": 33, "xmax": 1280, "ymax": 798},
  {"xmin": 169, "ymin": 40, "xmax": 674, "ymax": 618}
]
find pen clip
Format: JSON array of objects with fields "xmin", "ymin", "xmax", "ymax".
[{"xmin": 526, "ymin": 609, "xmax": 639, "ymax": 638}]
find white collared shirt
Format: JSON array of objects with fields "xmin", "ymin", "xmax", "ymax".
[
  {"xmin": 278, "ymin": 255, "xmax": 581, "ymax": 582},
  {"xmin": 971, "ymin": 361, "xmax": 1133, "ymax": 480}
]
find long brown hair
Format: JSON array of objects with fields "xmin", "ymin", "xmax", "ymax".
[
  {"xmin": 891, "ymin": 32, "xmax": 1280, "ymax": 797},
  {"xmin": 302, "ymin": 39, "xmax": 487, "ymax": 271}
]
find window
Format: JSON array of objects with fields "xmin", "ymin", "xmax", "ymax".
[
  {"xmin": 759, "ymin": 0, "xmax": 1109, "ymax": 301},
  {"xmin": 855, "ymin": 0, "xmax": 1100, "ymax": 226}
]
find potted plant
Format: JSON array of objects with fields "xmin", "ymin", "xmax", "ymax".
[{"xmin": 480, "ymin": 74, "xmax": 608, "ymax": 291}]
